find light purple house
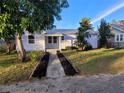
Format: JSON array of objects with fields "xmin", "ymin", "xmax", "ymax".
[{"xmin": 16, "ymin": 29, "xmax": 98, "ymax": 51}]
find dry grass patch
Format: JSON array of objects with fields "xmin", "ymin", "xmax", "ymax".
[
  {"xmin": 63, "ymin": 48, "xmax": 124, "ymax": 76},
  {"xmin": 0, "ymin": 51, "xmax": 43, "ymax": 85}
]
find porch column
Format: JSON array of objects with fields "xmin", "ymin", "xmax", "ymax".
[
  {"xmin": 58, "ymin": 36, "xmax": 61, "ymax": 51},
  {"xmin": 44, "ymin": 36, "xmax": 47, "ymax": 52}
]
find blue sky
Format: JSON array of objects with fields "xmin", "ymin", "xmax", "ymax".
[{"xmin": 54, "ymin": 0, "xmax": 124, "ymax": 30}]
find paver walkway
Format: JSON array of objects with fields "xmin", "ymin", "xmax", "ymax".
[
  {"xmin": 1, "ymin": 74, "xmax": 124, "ymax": 93},
  {"xmin": 46, "ymin": 50, "xmax": 65, "ymax": 78},
  {"xmin": 1, "ymin": 49, "xmax": 124, "ymax": 93}
]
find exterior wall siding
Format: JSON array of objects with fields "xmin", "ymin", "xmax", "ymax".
[
  {"xmin": 111, "ymin": 28, "xmax": 124, "ymax": 48},
  {"xmin": 86, "ymin": 35, "xmax": 98, "ymax": 49},
  {"xmin": 60, "ymin": 40, "xmax": 72, "ymax": 49},
  {"xmin": 21, "ymin": 34, "xmax": 45, "ymax": 51},
  {"xmin": 60, "ymin": 34, "xmax": 98, "ymax": 49},
  {"xmin": 17, "ymin": 31, "xmax": 98, "ymax": 51},
  {"xmin": 60, "ymin": 34, "xmax": 76, "ymax": 49},
  {"xmin": 113, "ymin": 42, "xmax": 124, "ymax": 48}
]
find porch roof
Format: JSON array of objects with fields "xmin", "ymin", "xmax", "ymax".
[
  {"xmin": 45, "ymin": 33, "xmax": 63, "ymax": 36},
  {"xmin": 46, "ymin": 29, "xmax": 77, "ymax": 34}
]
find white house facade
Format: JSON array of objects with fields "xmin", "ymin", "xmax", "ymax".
[
  {"xmin": 110, "ymin": 24, "xmax": 124, "ymax": 48},
  {"xmin": 16, "ymin": 29, "xmax": 98, "ymax": 51}
]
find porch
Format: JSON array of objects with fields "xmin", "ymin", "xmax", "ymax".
[{"xmin": 45, "ymin": 34, "xmax": 63, "ymax": 50}]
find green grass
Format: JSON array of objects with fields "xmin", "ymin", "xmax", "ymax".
[
  {"xmin": 0, "ymin": 51, "xmax": 43, "ymax": 85},
  {"xmin": 63, "ymin": 48, "xmax": 124, "ymax": 76}
]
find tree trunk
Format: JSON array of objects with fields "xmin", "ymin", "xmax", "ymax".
[
  {"xmin": 6, "ymin": 43, "xmax": 11, "ymax": 54},
  {"xmin": 82, "ymin": 47, "xmax": 84, "ymax": 51},
  {"xmin": 17, "ymin": 33, "xmax": 26, "ymax": 62}
]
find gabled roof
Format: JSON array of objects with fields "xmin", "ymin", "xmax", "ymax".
[
  {"xmin": 46, "ymin": 29, "xmax": 97, "ymax": 35},
  {"xmin": 111, "ymin": 24, "xmax": 124, "ymax": 33},
  {"xmin": 46, "ymin": 29, "xmax": 77, "ymax": 34}
]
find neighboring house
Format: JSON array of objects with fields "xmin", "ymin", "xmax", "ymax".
[
  {"xmin": 0, "ymin": 39, "xmax": 5, "ymax": 45},
  {"xmin": 16, "ymin": 29, "xmax": 98, "ymax": 51},
  {"xmin": 110, "ymin": 24, "xmax": 124, "ymax": 48}
]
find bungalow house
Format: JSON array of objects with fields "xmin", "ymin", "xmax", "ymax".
[
  {"xmin": 110, "ymin": 23, "xmax": 124, "ymax": 48},
  {"xmin": 16, "ymin": 29, "xmax": 98, "ymax": 51}
]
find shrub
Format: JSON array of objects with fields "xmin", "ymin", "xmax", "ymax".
[
  {"xmin": 83, "ymin": 44, "xmax": 92, "ymax": 51},
  {"xmin": 65, "ymin": 46, "xmax": 78, "ymax": 50},
  {"xmin": 28, "ymin": 51, "xmax": 42, "ymax": 62},
  {"xmin": 0, "ymin": 45, "xmax": 6, "ymax": 53},
  {"xmin": 61, "ymin": 49, "xmax": 67, "ymax": 51}
]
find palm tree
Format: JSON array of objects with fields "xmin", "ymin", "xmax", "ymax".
[{"xmin": 77, "ymin": 18, "xmax": 92, "ymax": 50}]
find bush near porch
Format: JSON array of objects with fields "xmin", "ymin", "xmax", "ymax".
[
  {"xmin": 0, "ymin": 50, "xmax": 43, "ymax": 85},
  {"xmin": 0, "ymin": 45, "xmax": 7, "ymax": 53},
  {"xmin": 63, "ymin": 48, "xmax": 124, "ymax": 76}
]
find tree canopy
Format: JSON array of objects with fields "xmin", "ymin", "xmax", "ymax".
[
  {"xmin": 0, "ymin": 0, "xmax": 69, "ymax": 61},
  {"xmin": 0, "ymin": 0, "xmax": 69, "ymax": 33},
  {"xmin": 98, "ymin": 19, "xmax": 112, "ymax": 48},
  {"xmin": 76, "ymin": 18, "xmax": 92, "ymax": 50}
]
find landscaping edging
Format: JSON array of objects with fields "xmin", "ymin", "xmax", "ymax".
[
  {"xmin": 29, "ymin": 52, "xmax": 50, "ymax": 79},
  {"xmin": 57, "ymin": 51, "xmax": 78, "ymax": 76}
]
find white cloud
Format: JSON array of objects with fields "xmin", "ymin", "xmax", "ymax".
[{"xmin": 91, "ymin": 1, "xmax": 124, "ymax": 24}]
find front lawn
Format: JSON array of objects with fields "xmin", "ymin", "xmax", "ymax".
[
  {"xmin": 0, "ymin": 51, "xmax": 43, "ymax": 85},
  {"xmin": 63, "ymin": 48, "xmax": 124, "ymax": 76}
]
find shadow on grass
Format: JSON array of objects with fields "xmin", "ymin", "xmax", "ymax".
[
  {"xmin": 79, "ymin": 52, "xmax": 124, "ymax": 75},
  {"xmin": 63, "ymin": 49, "xmax": 124, "ymax": 75},
  {"xmin": 0, "ymin": 53, "xmax": 19, "ymax": 68},
  {"xmin": 77, "ymin": 48, "xmax": 119, "ymax": 56},
  {"xmin": 65, "ymin": 49, "xmax": 124, "ymax": 63},
  {"xmin": 0, "ymin": 58, "xmax": 18, "ymax": 68}
]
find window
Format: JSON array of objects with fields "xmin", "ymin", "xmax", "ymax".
[
  {"xmin": 120, "ymin": 34, "xmax": 123, "ymax": 41},
  {"xmin": 48, "ymin": 36, "xmax": 52, "ymax": 43},
  {"xmin": 116, "ymin": 34, "xmax": 124, "ymax": 42},
  {"xmin": 116, "ymin": 35, "xmax": 119, "ymax": 41},
  {"xmin": 53, "ymin": 36, "xmax": 57, "ymax": 43},
  {"xmin": 28, "ymin": 35, "xmax": 35, "ymax": 44},
  {"xmin": 61, "ymin": 36, "xmax": 64, "ymax": 40},
  {"xmin": 47, "ymin": 36, "xmax": 58, "ymax": 44}
]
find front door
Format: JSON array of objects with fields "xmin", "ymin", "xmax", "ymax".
[{"xmin": 46, "ymin": 36, "xmax": 59, "ymax": 49}]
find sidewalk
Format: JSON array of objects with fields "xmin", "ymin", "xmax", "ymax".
[{"xmin": 46, "ymin": 50, "xmax": 65, "ymax": 78}]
